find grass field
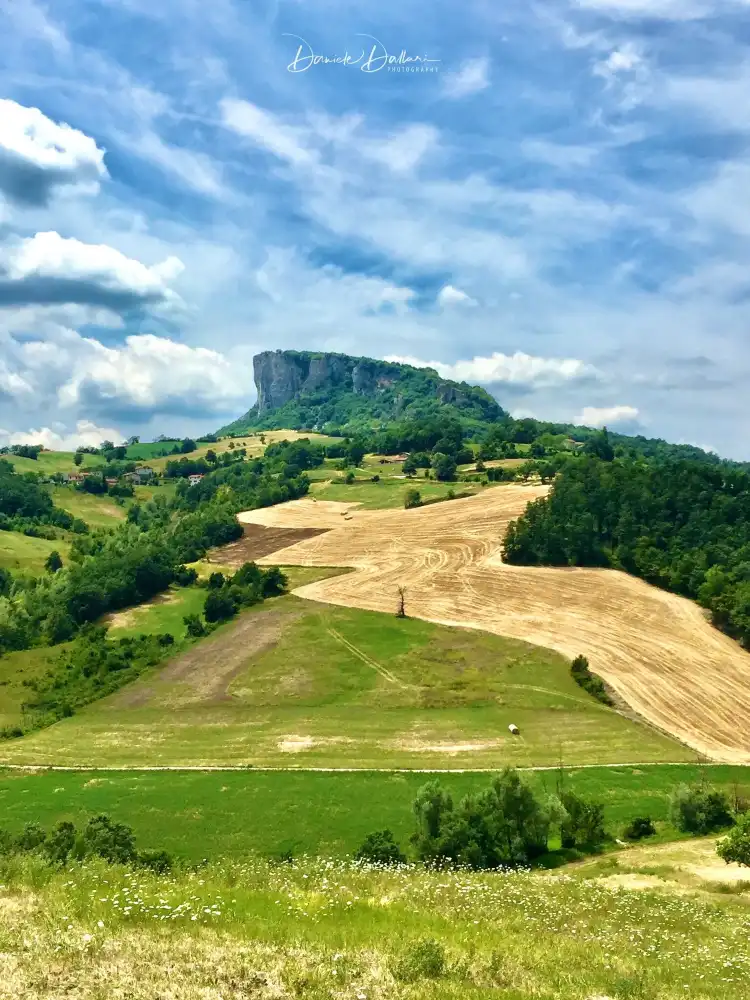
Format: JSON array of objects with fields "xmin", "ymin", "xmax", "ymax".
[
  {"xmin": 0, "ymin": 646, "xmax": 68, "ymax": 729},
  {"xmin": 0, "ymin": 530, "xmax": 70, "ymax": 574},
  {"xmin": 5, "ymin": 450, "xmax": 105, "ymax": 477},
  {"xmin": 0, "ymin": 596, "xmax": 691, "ymax": 768},
  {"xmin": 3, "ymin": 840, "xmax": 750, "ymax": 1000},
  {"xmin": 49, "ymin": 486, "xmax": 128, "ymax": 528},
  {"xmin": 0, "ymin": 764, "xmax": 746, "ymax": 859},
  {"xmin": 130, "ymin": 431, "xmax": 338, "ymax": 473},
  {"xmin": 104, "ymin": 585, "xmax": 207, "ymax": 639},
  {"xmin": 313, "ymin": 476, "xmax": 487, "ymax": 509}
]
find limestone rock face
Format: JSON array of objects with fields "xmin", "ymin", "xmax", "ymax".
[
  {"xmin": 254, "ymin": 351, "xmax": 356, "ymax": 413},
  {"xmin": 253, "ymin": 351, "xmax": 307, "ymax": 414}
]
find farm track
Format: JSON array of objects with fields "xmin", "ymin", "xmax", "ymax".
[{"xmin": 238, "ymin": 487, "xmax": 750, "ymax": 764}]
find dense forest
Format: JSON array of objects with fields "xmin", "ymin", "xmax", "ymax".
[{"xmin": 503, "ymin": 452, "xmax": 750, "ymax": 648}]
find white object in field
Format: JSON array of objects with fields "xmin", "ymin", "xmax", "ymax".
[{"xmin": 508, "ymin": 723, "xmax": 520, "ymax": 735}]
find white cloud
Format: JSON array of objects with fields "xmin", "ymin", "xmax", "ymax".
[
  {"xmin": 0, "ymin": 359, "xmax": 33, "ymax": 398},
  {"xmin": 0, "ymin": 99, "xmax": 107, "ymax": 206},
  {"xmin": 0, "ymin": 419, "xmax": 125, "ymax": 451},
  {"xmin": 220, "ymin": 98, "xmax": 314, "ymax": 165},
  {"xmin": 55, "ymin": 332, "xmax": 247, "ymax": 413},
  {"xmin": 575, "ymin": 404, "xmax": 640, "ymax": 426},
  {"xmin": 0, "ymin": 232, "xmax": 184, "ymax": 311},
  {"xmin": 437, "ymin": 284, "xmax": 477, "ymax": 307},
  {"xmin": 442, "ymin": 57, "xmax": 490, "ymax": 99},
  {"xmin": 595, "ymin": 43, "xmax": 643, "ymax": 79},
  {"xmin": 386, "ymin": 351, "xmax": 601, "ymax": 387}
]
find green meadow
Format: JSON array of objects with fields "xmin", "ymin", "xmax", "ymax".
[
  {"xmin": 0, "ymin": 596, "xmax": 692, "ymax": 769},
  {"xmin": 0, "ymin": 764, "xmax": 744, "ymax": 860},
  {"xmin": 0, "ymin": 530, "xmax": 70, "ymax": 574},
  {"xmin": 5, "ymin": 450, "xmax": 105, "ymax": 477}
]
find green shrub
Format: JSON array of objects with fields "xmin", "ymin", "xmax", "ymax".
[
  {"xmin": 560, "ymin": 791, "xmax": 607, "ymax": 849},
  {"xmin": 717, "ymin": 813, "xmax": 750, "ymax": 867},
  {"xmin": 183, "ymin": 613, "xmax": 206, "ymax": 637},
  {"xmin": 404, "ymin": 489, "xmax": 421, "ymax": 509},
  {"xmin": 138, "ymin": 849, "xmax": 174, "ymax": 873},
  {"xmin": 412, "ymin": 769, "xmax": 550, "ymax": 869},
  {"xmin": 623, "ymin": 816, "xmax": 656, "ymax": 840},
  {"xmin": 355, "ymin": 830, "xmax": 406, "ymax": 865},
  {"xmin": 15, "ymin": 823, "xmax": 46, "ymax": 852},
  {"xmin": 570, "ymin": 654, "xmax": 613, "ymax": 706},
  {"xmin": 670, "ymin": 784, "xmax": 734, "ymax": 835},
  {"xmin": 393, "ymin": 939, "xmax": 446, "ymax": 982}
]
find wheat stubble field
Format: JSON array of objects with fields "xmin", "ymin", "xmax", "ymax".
[{"xmin": 240, "ymin": 485, "xmax": 750, "ymax": 764}]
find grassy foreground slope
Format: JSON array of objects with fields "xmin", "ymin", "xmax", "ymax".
[
  {"xmin": 1, "ymin": 847, "xmax": 749, "ymax": 999},
  {"xmin": 0, "ymin": 597, "xmax": 689, "ymax": 768}
]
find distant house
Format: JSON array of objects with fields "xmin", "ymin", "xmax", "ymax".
[
  {"xmin": 381, "ymin": 453, "xmax": 409, "ymax": 464},
  {"xmin": 65, "ymin": 473, "xmax": 84, "ymax": 483},
  {"xmin": 188, "ymin": 473, "xmax": 205, "ymax": 486},
  {"xmin": 122, "ymin": 472, "xmax": 140, "ymax": 484},
  {"xmin": 135, "ymin": 466, "xmax": 154, "ymax": 481},
  {"xmin": 105, "ymin": 477, "xmax": 118, "ymax": 486}
]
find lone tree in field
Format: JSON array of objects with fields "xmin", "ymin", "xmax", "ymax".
[
  {"xmin": 45, "ymin": 550, "xmax": 63, "ymax": 573},
  {"xmin": 396, "ymin": 586, "xmax": 407, "ymax": 618}
]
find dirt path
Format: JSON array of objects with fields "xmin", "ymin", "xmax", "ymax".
[
  {"xmin": 238, "ymin": 487, "xmax": 750, "ymax": 764},
  {"xmin": 115, "ymin": 607, "xmax": 302, "ymax": 707}
]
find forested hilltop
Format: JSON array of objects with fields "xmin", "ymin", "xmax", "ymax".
[
  {"xmin": 220, "ymin": 350, "xmax": 743, "ymax": 470},
  {"xmin": 219, "ymin": 349, "xmax": 504, "ymax": 436}
]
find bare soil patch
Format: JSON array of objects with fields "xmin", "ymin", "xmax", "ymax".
[
  {"xmin": 208, "ymin": 524, "xmax": 329, "ymax": 568},
  {"xmin": 238, "ymin": 487, "xmax": 750, "ymax": 763},
  {"xmin": 116, "ymin": 607, "xmax": 304, "ymax": 707}
]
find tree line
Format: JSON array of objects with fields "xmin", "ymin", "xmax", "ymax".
[{"xmin": 503, "ymin": 453, "xmax": 750, "ymax": 648}]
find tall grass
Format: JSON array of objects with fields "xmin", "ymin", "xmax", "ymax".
[{"xmin": 0, "ymin": 851, "xmax": 748, "ymax": 997}]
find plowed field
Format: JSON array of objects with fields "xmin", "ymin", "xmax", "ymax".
[{"xmin": 239, "ymin": 486, "xmax": 750, "ymax": 763}]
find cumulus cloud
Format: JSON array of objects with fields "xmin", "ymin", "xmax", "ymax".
[
  {"xmin": 0, "ymin": 358, "xmax": 33, "ymax": 399},
  {"xmin": 575, "ymin": 404, "xmax": 640, "ymax": 427},
  {"xmin": 0, "ymin": 99, "xmax": 107, "ymax": 207},
  {"xmin": 385, "ymin": 351, "xmax": 601, "ymax": 388},
  {"xmin": 442, "ymin": 57, "xmax": 490, "ymax": 99},
  {"xmin": 53, "ymin": 332, "xmax": 247, "ymax": 414},
  {"xmin": 0, "ymin": 232, "xmax": 184, "ymax": 312},
  {"xmin": 436, "ymin": 284, "xmax": 477, "ymax": 307},
  {"xmin": 0, "ymin": 419, "xmax": 125, "ymax": 451}
]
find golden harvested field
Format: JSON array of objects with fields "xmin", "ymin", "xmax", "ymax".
[{"xmin": 239, "ymin": 485, "xmax": 750, "ymax": 764}]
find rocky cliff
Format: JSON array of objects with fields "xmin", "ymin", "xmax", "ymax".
[
  {"xmin": 254, "ymin": 351, "xmax": 403, "ymax": 414},
  {"xmin": 220, "ymin": 349, "xmax": 504, "ymax": 434}
]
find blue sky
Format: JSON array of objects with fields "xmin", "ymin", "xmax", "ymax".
[{"xmin": 0, "ymin": 0, "xmax": 749, "ymax": 456}]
